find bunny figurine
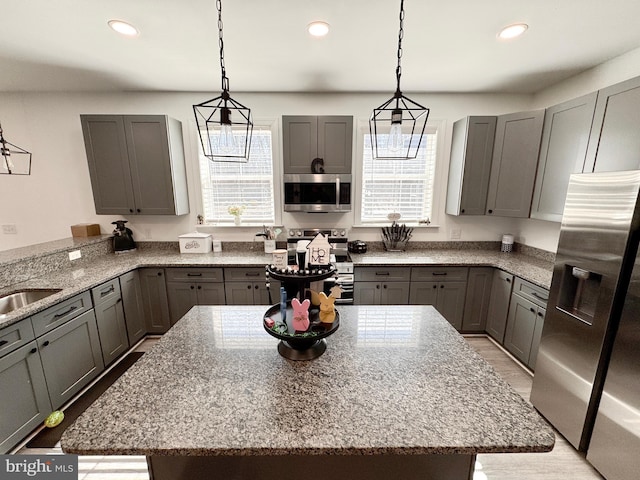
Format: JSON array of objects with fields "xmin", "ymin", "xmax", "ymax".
[
  {"xmin": 291, "ymin": 298, "xmax": 311, "ymax": 332},
  {"xmin": 318, "ymin": 292, "xmax": 336, "ymax": 324}
]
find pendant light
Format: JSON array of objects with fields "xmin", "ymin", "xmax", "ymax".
[
  {"xmin": 193, "ymin": 0, "xmax": 253, "ymax": 163},
  {"xmin": 369, "ymin": 0, "xmax": 429, "ymax": 160},
  {"xmin": 0, "ymin": 122, "xmax": 32, "ymax": 175}
]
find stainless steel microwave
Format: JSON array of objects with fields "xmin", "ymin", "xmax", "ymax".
[{"xmin": 283, "ymin": 174, "xmax": 352, "ymax": 213}]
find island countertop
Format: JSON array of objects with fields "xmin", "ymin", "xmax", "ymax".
[{"xmin": 61, "ymin": 305, "xmax": 555, "ymax": 457}]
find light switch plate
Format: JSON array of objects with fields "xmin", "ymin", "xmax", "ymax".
[
  {"xmin": 450, "ymin": 228, "xmax": 462, "ymax": 240},
  {"xmin": 69, "ymin": 250, "xmax": 82, "ymax": 261},
  {"xmin": 2, "ymin": 224, "xmax": 17, "ymax": 235}
]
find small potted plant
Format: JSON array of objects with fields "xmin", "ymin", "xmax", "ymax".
[{"xmin": 228, "ymin": 205, "xmax": 245, "ymax": 225}]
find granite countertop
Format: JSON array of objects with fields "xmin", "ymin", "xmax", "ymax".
[
  {"xmin": 61, "ymin": 305, "xmax": 555, "ymax": 456},
  {"xmin": 0, "ymin": 247, "xmax": 553, "ymax": 330}
]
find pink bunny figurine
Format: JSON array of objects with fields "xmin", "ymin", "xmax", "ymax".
[
  {"xmin": 291, "ymin": 298, "xmax": 311, "ymax": 332},
  {"xmin": 318, "ymin": 292, "xmax": 336, "ymax": 324}
]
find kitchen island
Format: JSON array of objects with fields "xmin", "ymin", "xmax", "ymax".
[{"xmin": 61, "ymin": 305, "xmax": 554, "ymax": 480}]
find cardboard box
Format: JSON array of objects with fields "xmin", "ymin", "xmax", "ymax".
[
  {"xmin": 179, "ymin": 232, "xmax": 213, "ymax": 253},
  {"xmin": 71, "ymin": 223, "xmax": 101, "ymax": 237}
]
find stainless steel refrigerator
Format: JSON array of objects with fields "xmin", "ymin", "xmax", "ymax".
[{"xmin": 531, "ymin": 170, "xmax": 640, "ymax": 461}]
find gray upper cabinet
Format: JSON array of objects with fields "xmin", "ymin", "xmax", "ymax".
[
  {"xmin": 282, "ymin": 115, "xmax": 353, "ymax": 174},
  {"xmin": 81, "ymin": 114, "xmax": 189, "ymax": 215},
  {"xmin": 486, "ymin": 110, "xmax": 544, "ymax": 218},
  {"xmin": 531, "ymin": 93, "xmax": 597, "ymax": 222},
  {"xmin": 584, "ymin": 76, "xmax": 640, "ymax": 173},
  {"xmin": 446, "ymin": 116, "xmax": 497, "ymax": 216}
]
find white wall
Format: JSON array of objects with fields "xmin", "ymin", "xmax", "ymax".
[{"xmin": 2, "ymin": 90, "xmax": 554, "ymax": 252}]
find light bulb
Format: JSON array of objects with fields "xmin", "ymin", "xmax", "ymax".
[
  {"xmin": 218, "ymin": 123, "xmax": 237, "ymax": 154},
  {"xmin": 387, "ymin": 123, "xmax": 404, "ymax": 153}
]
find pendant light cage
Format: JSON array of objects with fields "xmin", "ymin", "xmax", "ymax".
[
  {"xmin": 369, "ymin": 0, "xmax": 429, "ymax": 160},
  {"xmin": 193, "ymin": 0, "xmax": 253, "ymax": 163},
  {"xmin": 0, "ymin": 124, "xmax": 32, "ymax": 175}
]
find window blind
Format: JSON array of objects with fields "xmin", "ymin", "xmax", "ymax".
[
  {"xmin": 199, "ymin": 127, "xmax": 275, "ymax": 224},
  {"xmin": 361, "ymin": 131, "xmax": 437, "ymax": 224}
]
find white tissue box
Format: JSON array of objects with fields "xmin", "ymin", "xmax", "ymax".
[{"xmin": 179, "ymin": 233, "xmax": 212, "ymax": 253}]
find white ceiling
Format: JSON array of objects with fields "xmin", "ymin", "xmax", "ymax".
[{"xmin": 3, "ymin": 0, "xmax": 640, "ymax": 94}]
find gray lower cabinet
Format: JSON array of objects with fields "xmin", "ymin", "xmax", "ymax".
[
  {"xmin": 224, "ymin": 267, "xmax": 275, "ymax": 305},
  {"xmin": 166, "ymin": 268, "xmax": 225, "ymax": 324},
  {"xmin": 354, "ymin": 267, "xmax": 411, "ymax": 305},
  {"xmin": 585, "ymin": 76, "xmax": 640, "ymax": 173},
  {"xmin": 485, "ymin": 270, "xmax": 514, "ymax": 343},
  {"xmin": 530, "ymin": 92, "xmax": 597, "ymax": 222},
  {"xmin": 38, "ymin": 309, "xmax": 104, "ymax": 410},
  {"xmin": 0, "ymin": 341, "xmax": 51, "ymax": 454},
  {"xmin": 139, "ymin": 268, "xmax": 171, "ymax": 334},
  {"xmin": 461, "ymin": 267, "xmax": 494, "ymax": 332},
  {"xmin": 486, "ymin": 109, "xmax": 545, "ymax": 218},
  {"xmin": 80, "ymin": 114, "xmax": 189, "ymax": 215},
  {"xmin": 92, "ymin": 279, "xmax": 129, "ymax": 367},
  {"xmin": 119, "ymin": 270, "xmax": 146, "ymax": 345},
  {"xmin": 445, "ymin": 116, "xmax": 497, "ymax": 216},
  {"xmin": 504, "ymin": 278, "xmax": 548, "ymax": 370},
  {"xmin": 409, "ymin": 267, "xmax": 469, "ymax": 330}
]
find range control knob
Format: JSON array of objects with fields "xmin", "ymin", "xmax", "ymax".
[
  {"xmin": 340, "ymin": 229, "xmax": 346, "ymax": 236},
  {"xmin": 288, "ymin": 229, "xmax": 296, "ymax": 237},
  {"xmin": 331, "ymin": 229, "xmax": 338, "ymax": 237},
  {"xmin": 297, "ymin": 230, "xmax": 303, "ymax": 237}
]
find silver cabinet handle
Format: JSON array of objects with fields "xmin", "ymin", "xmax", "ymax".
[{"xmin": 53, "ymin": 305, "xmax": 77, "ymax": 319}]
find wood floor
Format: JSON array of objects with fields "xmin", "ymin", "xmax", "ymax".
[
  {"xmin": 16, "ymin": 336, "xmax": 604, "ymax": 479},
  {"xmin": 465, "ymin": 336, "xmax": 604, "ymax": 480}
]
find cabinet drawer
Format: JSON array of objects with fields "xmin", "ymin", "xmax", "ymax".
[
  {"xmin": 513, "ymin": 277, "xmax": 549, "ymax": 307},
  {"xmin": 224, "ymin": 267, "xmax": 267, "ymax": 282},
  {"xmin": 91, "ymin": 278, "xmax": 121, "ymax": 306},
  {"xmin": 165, "ymin": 268, "xmax": 224, "ymax": 282},
  {"xmin": 355, "ymin": 267, "xmax": 410, "ymax": 282},
  {"xmin": 411, "ymin": 267, "xmax": 469, "ymax": 282},
  {"xmin": 0, "ymin": 320, "xmax": 35, "ymax": 358},
  {"xmin": 31, "ymin": 291, "xmax": 92, "ymax": 337}
]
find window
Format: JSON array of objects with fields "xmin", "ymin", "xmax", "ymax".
[
  {"xmin": 360, "ymin": 127, "xmax": 438, "ymax": 224},
  {"xmin": 198, "ymin": 126, "xmax": 276, "ymax": 224}
]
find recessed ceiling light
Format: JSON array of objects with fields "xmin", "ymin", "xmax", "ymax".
[
  {"xmin": 307, "ymin": 21, "xmax": 330, "ymax": 37},
  {"xmin": 498, "ymin": 23, "xmax": 528, "ymax": 40},
  {"xmin": 108, "ymin": 20, "xmax": 139, "ymax": 37}
]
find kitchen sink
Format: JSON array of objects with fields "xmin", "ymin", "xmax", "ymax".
[{"xmin": 0, "ymin": 289, "xmax": 62, "ymax": 316}]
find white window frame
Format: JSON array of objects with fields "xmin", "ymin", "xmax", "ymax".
[
  {"xmin": 353, "ymin": 118, "xmax": 445, "ymax": 227},
  {"xmin": 192, "ymin": 118, "xmax": 282, "ymax": 227}
]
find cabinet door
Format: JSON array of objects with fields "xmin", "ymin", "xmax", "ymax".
[
  {"xmin": 408, "ymin": 282, "xmax": 439, "ymax": 305},
  {"xmin": 486, "ymin": 270, "xmax": 514, "ymax": 343},
  {"xmin": 354, "ymin": 283, "xmax": 381, "ymax": 305},
  {"xmin": 445, "ymin": 116, "xmax": 497, "ymax": 216},
  {"xmin": 166, "ymin": 282, "xmax": 198, "ymax": 324},
  {"xmin": 380, "ymin": 282, "xmax": 410, "ymax": 305},
  {"xmin": 462, "ymin": 267, "xmax": 493, "ymax": 332},
  {"xmin": 94, "ymin": 295, "xmax": 129, "ymax": 366},
  {"xmin": 317, "ymin": 116, "xmax": 353, "ymax": 174},
  {"xmin": 80, "ymin": 115, "xmax": 136, "ymax": 214},
  {"xmin": 282, "ymin": 116, "xmax": 318, "ymax": 173},
  {"xmin": 120, "ymin": 270, "xmax": 146, "ymax": 344},
  {"xmin": 435, "ymin": 282, "xmax": 467, "ymax": 330},
  {"xmin": 585, "ymin": 76, "xmax": 640, "ymax": 173},
  {"xmin": 531, "ymin": 93, "xmax": 597, "ymax": 222},
  {"xmin": 0, "ymin": 342, "xmax": 51, "ymax": 454},
  {"xmin": 504, "ymin": 295, "xmax": 537, "ymax": 365},
  {"xmin": 225, "ymin": 283, "xmax": 257, "ymax": 305},
  {"xmin": 38, "ymin": 310, "xmax": 104, "ymax": 410},
  {"xmin": 486, "ymin": 110, "xmax": 545, "ymax": 217},
  {"xmin": 124, "ymin": 116, "xmax": 178, "ymax": 215},
  {"xmin": 195, "ymin": 283, "xmax": 226, "ymax": 306},
  {"xmin": 139, "ymin": 268, "xmax": 171, "ymax": 334},
  {"xmin": 528, "ymin": 307, "xmax": 546, "ymax": 370}
]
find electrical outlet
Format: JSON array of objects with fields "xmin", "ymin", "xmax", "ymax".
[
  {"xmin": 68, "ymin": 250, "xmax": 82, "ymax": 261},
  {"xmin": 450, "ymin": 228, "xmax": 462, "ymax": 240},
  {"xmin": 2, "ymin": 224, "xmax": 17, "ymax": 235}
]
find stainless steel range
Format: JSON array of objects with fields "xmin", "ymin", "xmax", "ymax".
[{"xmin": 286, "ymin": 228, "xmax": 354, "ymax": 304}]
